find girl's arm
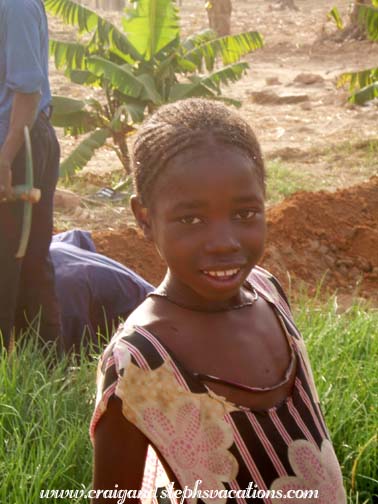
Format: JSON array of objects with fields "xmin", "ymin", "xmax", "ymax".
[{"xmin": 92, "ymin": 395, "xmax": 149, "ymax": 503}]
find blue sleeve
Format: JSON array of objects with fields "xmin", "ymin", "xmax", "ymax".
[{"xmin": 5, "ymin": 1, "xmax": 45, "ymax": 93}]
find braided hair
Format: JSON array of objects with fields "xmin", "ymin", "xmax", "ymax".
[{"xmin": 132, "ymin": 98, "xmax": 265, "ymax": 207}]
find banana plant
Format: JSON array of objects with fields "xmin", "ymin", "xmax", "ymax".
[
  {"xmin": 333, "ymin": 2, "xmax": 378, "ymax": 104},
  {"xmin": 45, "ymin": 0, "xmax": 264, "ymax": 176}
]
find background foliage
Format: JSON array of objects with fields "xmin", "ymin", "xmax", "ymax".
[
  {"xmin": 331, "ymin": 1, "xmax": 378, "ymax": 104},
  {"xmin": 45, "ymin": 0, "xmax": 263, "ymax": 176}
]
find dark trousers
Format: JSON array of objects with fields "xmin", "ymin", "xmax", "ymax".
[{"xmin": 0, "ymin": 112, "xmax": 61, "ymax": 351}]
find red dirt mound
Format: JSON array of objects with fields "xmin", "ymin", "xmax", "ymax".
[
  {"xmin": 263, "ymin": 176, "xmax": 378, "ymax": 301},
  {"xmin": 93, "ymin": 177, "xmax": 378, "ymax": 302},
  {"xmin": 93, "ymin": 226, "xmax": 165, "ymax": 287}
]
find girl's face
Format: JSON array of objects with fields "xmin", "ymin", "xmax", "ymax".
[{"xmin": 133, "ymin": 143, "xmax": 266, "ymax": 309}]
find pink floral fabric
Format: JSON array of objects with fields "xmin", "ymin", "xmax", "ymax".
[
  {"xmin": 270, "ymin": 439, "xmax": 346, "ymax": 503},
  {"xmin": 143, "ymin": 400, "xmax": 237, "ymax": 499},
  {"xmin": 115, "ymin": 357, "xmax": 238, "ymax": 504}
]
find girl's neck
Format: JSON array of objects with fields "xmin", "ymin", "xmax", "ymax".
[{"xmin": 148, "ymin": 272, "xmax": 258, "ymax": 313}]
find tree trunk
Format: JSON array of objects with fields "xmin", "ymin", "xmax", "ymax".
[
  {"xmin": 350, "ymin": 0, "xmax": 370, "ymax": 25},
  {"xmin": 344, "ymin": 0, "xmax": 371, "ymax": 39},
  {"xmin": 206, "ymin": 0, "xmax": 232, "ymax": 37}
]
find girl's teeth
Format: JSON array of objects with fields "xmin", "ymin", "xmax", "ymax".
[{"xmin": 204, "ymin": 269, "xmax": 239, "ymax": 278}]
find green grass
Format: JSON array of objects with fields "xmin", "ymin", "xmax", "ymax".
[
  {"xmin": 320, "ymin": 138, "xmax": 378, "ymax": 175},
  {"xmin": 0, "ymin": 337, "xmax": 95, "ymax": 503},
  {"xmin": 266, "ymin": 160, "xmax": 313, "ymax": 204},
  {"xmin": 294, "ymin": 298, "xmax": 378, "ymax": 503},
  {"xmin": 264, "ymin": 138, "xmax": 378, "ymax": 206},
  {"xmin": 1, "ymin": 299, "xmax": 377, "ymax": 503}
]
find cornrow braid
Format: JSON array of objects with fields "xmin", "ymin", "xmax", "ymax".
[{"xmin": 132, "ymin": 98, "xmax": 265, "ymax": 207}]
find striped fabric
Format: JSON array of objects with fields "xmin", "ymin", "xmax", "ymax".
[{"xmin": 90, "ymin": 266, "xmax": 346, "ymax": 504}]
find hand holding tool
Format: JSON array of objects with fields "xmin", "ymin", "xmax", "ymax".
[{"xmin": 0, "ymin": 127, "xmax": 40, "ymax": 258}]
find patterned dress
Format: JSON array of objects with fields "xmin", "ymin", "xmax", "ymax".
[{"xmin": 90, "ymin": 266, "xmax": 346, "ymax": 504}]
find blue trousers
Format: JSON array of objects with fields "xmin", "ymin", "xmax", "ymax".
[{"xmin": 0, "ymin": 112, "xmax": 61, "ymax": 350}]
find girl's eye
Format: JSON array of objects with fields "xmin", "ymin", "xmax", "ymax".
[
  {"xmin": 179, "ymin": 216, "xmax": 202, "ymax": 225},
  {"xmin": 233, "ymin": 209, "xmax": 257, "ymax": 220}
]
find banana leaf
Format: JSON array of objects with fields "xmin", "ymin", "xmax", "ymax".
[
  {"xmin": 86, "ymin": 56, "xmax": 144, "ymax": 97},
  {"xmin": 52, "ymin": 96, "xmax": 105, "ymax": 134},
  {"xmin": 181, "ymin": 31, "xmax": 264, "ymax": 72},
  {"xmin": 60, "ymin": 128, "xmax": 111, "ymax": 177},
  {"xmin": 49, "ymin": 39, "xmax": 87, "ymax": 70},
  {"xmin": 351, "ymin": 82, "xmax": 378, "ymax": 104},
  {"xmin": 181, "ymin": 29, "xmax": 217, "ymax": 51},
  {"xmin": 45, "ymin": 0, "xmax": 99, "ymax": 33},
  {"xmin": 111, "ymin": 101, "xmax": 146, "ymax": 124},
  {"xmin": 338, "ymin": 66, "xmax": 378, "ymax": 103},
  {"xmin": 358, "ymin": 3, "xmax": 378, "ymax": 41},
  {"xmin": 122, "ymin": 0, "xmax": 179, "ymax": 60},
  {"xmin": 200, "ymin": 62, "xmax": 249, "ymax": 92},
  {"xmin": 327, "ymin": 7, "xmax": 344, "ymax": 30},
  {"xmin": 168, "ymin": 63, "xmax": 248, "ymax": 101},
  {"xmin": 45, "ymin": 0, "xmax": 141, "ymax": 60},
  {"xmin": 65, "ymin": 69, "xmax": 100, "ymax": 86}
]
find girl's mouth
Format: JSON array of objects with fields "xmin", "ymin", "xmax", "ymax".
[{"xmin": 202, "ymin": 268, "xmax": 241, "ymax": 280}]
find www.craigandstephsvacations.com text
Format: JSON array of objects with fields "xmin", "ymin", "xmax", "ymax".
[{"xmin": 40, "ymin": 480, "xmax": 319, "ymax": 503}]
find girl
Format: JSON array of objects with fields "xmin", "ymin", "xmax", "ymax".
[{"xmin": 90, "ymin": 99, "xmax": 346, "ymax": 503}]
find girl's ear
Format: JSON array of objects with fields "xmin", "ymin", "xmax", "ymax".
[{"xmin": 130, "ymin": 195, "xmax": 153, "ymax": 241}]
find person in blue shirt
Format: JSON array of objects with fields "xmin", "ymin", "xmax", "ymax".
[
  {"xmin": 51, "ymin": 230, "xmax": 154, "ymax": 355},
  {"xmin": 0, "ymin": 0, "xmax": 61, "ymax": 352}
]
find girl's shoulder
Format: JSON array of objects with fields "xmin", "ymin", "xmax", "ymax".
[
  {"xmin": 100, "ymin": 320, "xmax": 162, "ymax": 378},
  {"xmin": 90, "ymin": 322, "xmax": 162, "ymax": 442}
]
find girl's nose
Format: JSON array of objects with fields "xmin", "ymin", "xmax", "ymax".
[{"xmin": 204, "ymin": 222, "xmax": 241, "ymax": 254}]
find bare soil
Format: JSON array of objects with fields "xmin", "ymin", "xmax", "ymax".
[{"xmin": 49, "ymin": 0, "xmax": 378, "ymax": 304}]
